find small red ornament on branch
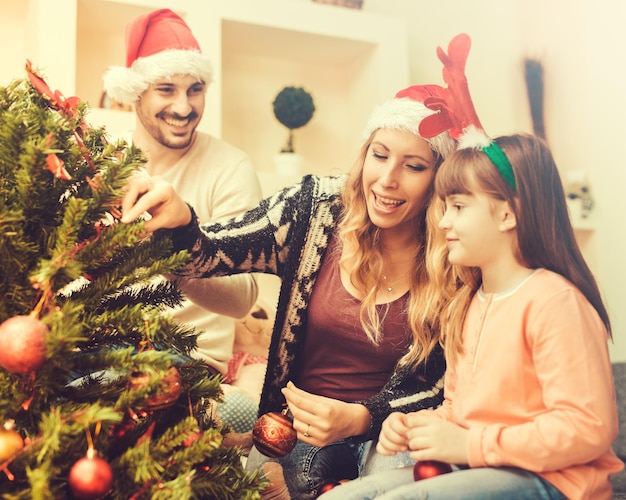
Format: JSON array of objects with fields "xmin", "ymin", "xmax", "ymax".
[
  {"xmin": 252, "ymin": 409, "xmax": 297, "ymax": 458},
  {"xmin": 0, "ymin": 421, "xmax": 24, "ymax": 463},
  {"xmin": 128, "ymin": 366, "xmax": 183, "ymax": 410},
  {"xmin": 68, "ymin": 448, "xmax": 114, "ymax": 500},
  {"xmin": 0, "ymin": 420, "xmax": 24, "ymax": 482}
]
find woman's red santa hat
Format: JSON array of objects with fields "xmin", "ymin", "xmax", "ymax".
[
  {"xmin": 103, "ymin": 8, "xmax": 213, "ymax": 105},
  {"xmin": 362, "ymin": 84, "xmax": 457, "ymax": 160}
]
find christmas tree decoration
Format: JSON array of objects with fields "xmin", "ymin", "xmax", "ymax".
[
  {"xmin": 182, "ymin": 429, "xmax": 203, "ymax": 448},
  {"xmin": 413, "ymin": 460, "xmax": 453, "ymax": 481},
  {"xmin": 252, "ymin": 410, "xmax": 297, "ymax": 458},
  {"xmin": 0, "ymin": 64, "xmax": 265, "ymax": 498},
  {"xmin": 0, "ymin": 421, "xmax": 24, "ymax": 462},
  {"xmin": 0, "ymin": 315, "xmax": 48, "ymax": 374},
  {"xmin": 128, "ymin": 366, "xmax": 183, "ymax": 410},
  {"xmin": 68, "ymin": 450, "xmax": 114, "ymax": 500}
]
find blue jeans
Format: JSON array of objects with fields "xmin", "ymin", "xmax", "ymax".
[
  {"xmin": 246, "ymin": 440, "xmax": 415, "ymax": 500},
  {"xmin": 318, "ymin": 464, "xmax": 567, "ymax": 500}
]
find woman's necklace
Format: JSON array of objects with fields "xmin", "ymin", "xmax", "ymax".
[
  {"xmin": 381, "ymin": 273, "xmax": 405, "ymax": 293},
  {"xmin": 380, "ymin": 241, "xmax": 419, "ymax": 293}
]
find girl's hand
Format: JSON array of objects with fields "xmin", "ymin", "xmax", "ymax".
[
  {"xmin": 281, "ymin": 382, "xmax": 371, "ymax": 447},
  {"xmin": 120, "ymin": 174, "xmax": 192, "ymax": 233},
  {"xmin": 376, "ymin": 412, "xmax": 411, "ymax": 456},
  {"xmin": 405, "ymin": 414, "xmax": 469, "ymax": 465}
]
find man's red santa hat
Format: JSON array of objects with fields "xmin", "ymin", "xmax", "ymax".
[{"xmin": 103, "ymin": 8, "xmax": 213, "ymax": 105}]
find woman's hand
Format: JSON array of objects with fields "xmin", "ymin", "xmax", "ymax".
[
  {"xmin": 120, "ymin": 174, "xmax": 192, "ymax": 233},
  {"xmin": 405, "ymin": 414, "xmax": 469, "ymax": 465},
  {"xmin": 281, "ymin": 382, "xmax": 371, "ymax": 447},
  {"xmin": 377, "ymin": 412, "xmax": 411, "ymax": 456}
]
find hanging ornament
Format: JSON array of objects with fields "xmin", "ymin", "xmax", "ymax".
[
  {"xmin": 413, "ymin": 460, "xmax": 452, "ymax": 481},
  {"xmin": 128, "ymin": 366, "xmax": 182, "ymax": 410},
  {"xmin": 0, "ymin": 421, "xmax": 24, "ymax": 462},
  {"xmin": 252, "ymin": 410, "xmax": 297, "ymax": 458},
  {"xmin": 0, "ymin": 315, "xmax": 47, "ymax": 374},
  {"xmin": 182, "ymin": 430, "xmax": 203, "ymax": 448},
  {"xmin": 68, "ymin": 450, "xmax": 113, "ymax": 499},
  {"xmin": 110, "ymin": 408, "xmax": 151, "ymax": 440}
]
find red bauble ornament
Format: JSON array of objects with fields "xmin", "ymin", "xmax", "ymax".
[
  {"xmin": 182, "ymin": 430, "xmax": 202, "ymax": 447},
  {"xmin": 68, "ymin": 454, "xmax": 114, "ymax": 499},
  {"xmin": 0, "ymin": 315, "xmax": 47, "ymax": 374},
  {"xmin": 252, "ymin": 411, "xmax": 297, "ymax": 458},
  {"xmin": 413, "ymin": 460, "xmax": 452, "ymax": 481},
  {"xmin": 0, "ymin": 423, "xmax": 24, "ymax": 462},
  {"xmin": 129, "ymin": 366, "xmax": 182, "ymax": 410}
]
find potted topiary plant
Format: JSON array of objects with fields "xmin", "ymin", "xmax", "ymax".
[{"xmin": 272, "ymin": 86, "xmax": 315, "ymax": 175}]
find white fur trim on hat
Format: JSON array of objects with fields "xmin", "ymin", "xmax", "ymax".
[
  {"xmin": 102, "ymin": 49, "xmax": 214, "ymax": 105},
  {"xmin": 457, "ymin": 124, "xmax": 492, "ymax": 150},
  {"xmin": 362, "ymin": 97, "xmax": 456, "ymax": 159}
]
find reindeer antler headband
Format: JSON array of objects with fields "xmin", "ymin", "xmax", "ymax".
[{"xmin": 418, "ymin": 33, "xmax": 516, "ymax": 191}]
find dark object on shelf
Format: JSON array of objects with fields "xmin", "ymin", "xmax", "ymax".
[
  {"xmin": 272, "ymin": 86, "xmax": 315, "ymax": 153},
  {"xmin": 523, "ymin": 57, "xmax": 546, "ymax": 140}
]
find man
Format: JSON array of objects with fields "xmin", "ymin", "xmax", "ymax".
[{"xmin": 103, "ymin": 9, "xmax": 264, "ymax": 432}]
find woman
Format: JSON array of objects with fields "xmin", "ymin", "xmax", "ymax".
[{"xmin": 121, "ymin": 84, "xmax": 457, "ymax": 499}]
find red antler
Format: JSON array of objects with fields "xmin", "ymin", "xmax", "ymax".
[{"xmin": 418, "ymin": 33, "xmax": 484, "ymax": 140}]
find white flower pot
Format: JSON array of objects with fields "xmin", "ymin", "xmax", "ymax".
[{"xmin": 274, "ymin": 152, "xmax": 303, "ymax": 176}]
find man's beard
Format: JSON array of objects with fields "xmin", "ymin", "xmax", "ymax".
[{"xmin": 141, "ymin": 111, "xmax": 199, "ymax": 149}]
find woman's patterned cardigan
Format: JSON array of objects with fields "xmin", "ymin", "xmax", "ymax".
[{"xmin": 169, "ymin": 174, "xmax": 446, "ymax": 442}]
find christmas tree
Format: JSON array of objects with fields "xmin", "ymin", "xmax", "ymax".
[{"xmin": 0, "ymin": 63, "xmax": 265, "ymax": 499}]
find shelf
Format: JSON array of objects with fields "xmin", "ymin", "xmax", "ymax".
[
  {"xmin": 572, "ymin": 218, "xmax": 594, "ymax": 232},
  {"xmin": 572, "ymin": 213, "xmax": 594, "ymax": 231},
  {"xmin": 567, "ymin": 199, "xmax": 595, "ymax": 232}
]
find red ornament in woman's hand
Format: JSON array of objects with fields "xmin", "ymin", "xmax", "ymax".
[
  {"xmin": 252, "ymin": 411, "xmax": 297, "ymax": 458},
  {"xmin": 413, "ymin": 460, "xmax": 452, "ymax": 481}
]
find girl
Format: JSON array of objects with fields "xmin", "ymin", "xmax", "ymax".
[
  {"xmin": 120, "ymin": 84, "xmax": 458, "ymax": 499},
  {"xmin": 319, "ymin": 133, "xmax": 624, "ymax": 500}
]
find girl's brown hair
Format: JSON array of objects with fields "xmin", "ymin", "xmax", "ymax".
[{"xmin": 434, "ymin": 133, "xmax": 611, "ymax": 363}]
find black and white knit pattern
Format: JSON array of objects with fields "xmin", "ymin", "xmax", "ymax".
[{"xmin": 170, "ymin": 174, "xmax": 445, "ymax": 441}]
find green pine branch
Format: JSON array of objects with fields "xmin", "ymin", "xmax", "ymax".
[{"xmin": 0, "ymin": 68, "xmax": 264, "ymax": 498}]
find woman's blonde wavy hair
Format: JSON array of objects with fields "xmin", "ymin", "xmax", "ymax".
[{"xmin": 336, "ymin": 131, "xmax": 458, "ymax": 369}]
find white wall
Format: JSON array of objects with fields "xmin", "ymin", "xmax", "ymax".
[{"xmin": 361, "ymin": 0, "xmax": 626, "ymax": 361}]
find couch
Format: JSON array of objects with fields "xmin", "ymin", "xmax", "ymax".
[{"xmin": 612, "ymin": 363, "xmax": 626, "ymax": 498}]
